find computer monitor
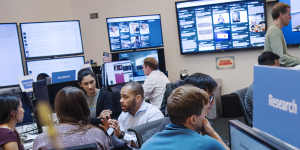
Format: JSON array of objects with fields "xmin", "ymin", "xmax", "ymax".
[
  {"xmin": 112, "ymin": 48, "xmax": 166, "ymax": 82},
  {"xmin": 47, "ymin": 81, "xmax": 79, "ymax": 110},
  {"xmin": 26, "ymin": 56, "xmax": 85, "ymax": 81},
  {"xmin": 104, "ymin": 60, "xmax": 134, "ymax": 86},
  {"xmin": 0, "ymin": 23, "xmax": 25, "ymax": 88},
  {"xmin": 279, "ymin": 0, "xmax": 300, "ymax": 45},
  {"xmin": 175, "ymin": 0, "xmax": 266, "ymax": 54},
  {"xmin": 229, "ymin": 120, "xmax": 297, "ymax": 150},
  {"xmin": 106, "ymin": 14, "xmax": 164, "ymax": 52},
  {"xmin": 20, "ymin": 20, "xmax": 84, "ymax": 59}
]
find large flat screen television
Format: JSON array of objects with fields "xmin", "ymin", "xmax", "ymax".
[
  {"xmin": 20, "ymin": 20, "xmax": 84, "ymax": 59},
  {"xmin": 176, "ymin": 0, "xmax": 266, "ymax": 54},
  {"xmin": 0, "ymin": 23, "xmax": 25, "ymax": 88},
  {"xmin": 26, "ymin": 56, "xmax": 85, "ymax": 81},
  {"xmin": 112, "ymin": 48, "xmax": 166, "ymax": 82},
  {"xmin": 280, "ymin": 0, "xmax": 300, "ymax": 45},
  {"xmin": 106, "ymin": 14, "xmax": 164, "ymax": 52}
]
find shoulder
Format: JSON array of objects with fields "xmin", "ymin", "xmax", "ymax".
[
  {"xmin": 0, "ymin": 128, "xmax": 18, "ymax": 143},
  {"xmin": 145, "ymin": 103, "xmax": 164, "ymax": 118},
  {"xmin": 195, "ymin": 135, "xmax": 226, "ymax": 149},
  {"xmin": 267, "ymin": 26, "xmax": 282, "ymax": 36},
  {"xmin": 86, "ymin": 127, "xmax": 108, "ymax": 139}
]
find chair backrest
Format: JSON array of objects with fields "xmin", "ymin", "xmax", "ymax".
[{"xmin": 128, "ymin": 117, "xmax": 171, "ymax": 148}]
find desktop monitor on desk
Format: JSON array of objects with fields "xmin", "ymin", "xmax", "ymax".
[{"xmin": 229, "ymin": 120, "xmax": 297, "ymax": 150}]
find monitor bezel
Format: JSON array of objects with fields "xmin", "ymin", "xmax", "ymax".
[
  {"xmin": 106, "ymin": 14, "xmax": 164, "ymax": 52},
  {"xmin": 0, "ymin": 23, "xmax": 25, "ymax": 88},
  {"xmin": 25, "ymin": 55, "xmax": 85, "ymax": 79},
  {"xmin": 20, "ymin": 20, "xmax": 84, "ymax": 60},
  {"xmin": 175, "ymin": 0, "xmax": 267, "ymax": 55},
  {"xmin": 229, "ymin": 120, "xmax": 297, "ymax": 150}
]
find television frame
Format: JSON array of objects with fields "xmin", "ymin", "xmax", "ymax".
[
  {"xmin": 106, "ymin": 14, "xmax": 164, "ymax": 52},
  {"xmin": 25, "ymin": 55, "xmax": 85, "ymax": 80},
  {"xmin": 175, "ymin": 0, "xmax": 267, "ymax": 55},
  {"xmin": 20, "ymin": 20, "xmax": 84, "ymax": 59},
  {"xmin": 0, "ymin": 23, "xmax": 25, "ymax": 88}
]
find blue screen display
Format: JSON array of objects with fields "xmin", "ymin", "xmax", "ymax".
[
  {"xmin": 176, "ymin": 0, "xmax": 266, "ymax": 54},
  {"xmin": 107, "ymin": 14, "xmax": 164, "ymax": 52},
  {"xmin": 280, "ymin": 0, "xmax": 300, "ymax": 45},
  {"xmin": 118, "ymin": 50, "xmax": 159, "ymax": 82}
]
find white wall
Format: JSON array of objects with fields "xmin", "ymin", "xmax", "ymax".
[
  {"xmin": 70, "ymin": 0, "xmax": 300, "ymax": 94},
  {"xmin": 1, "ymin": 0, "xmax": 300, "ymax": 94}
]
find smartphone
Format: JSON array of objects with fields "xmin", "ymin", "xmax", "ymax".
[{"xmin": 107, "ymin": 127, "xmax": 114, "ymax": 136}]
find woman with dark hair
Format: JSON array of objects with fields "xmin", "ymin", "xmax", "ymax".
[
  {"xmin": 77, "ymin": 68, "xmax": 113, "ymax": 119},
  {"xmin": 0, "ymin": 95, "xmax": 25, "ymax": 150},
  {"xmin": 33, "ymin": 87, "xmax": 110, "ymax": 150}
]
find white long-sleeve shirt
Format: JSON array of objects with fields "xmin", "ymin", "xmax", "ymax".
[{"xmin": 142, "ymin": 70, "xmax": 170, "ymax": 108}]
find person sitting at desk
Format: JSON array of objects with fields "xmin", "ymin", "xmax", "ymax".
[
  {"xmin": 0, "ymin": 94, "xmax": 25, "ymax": 150},
  {"xmin": 141, "ymin": 85, "xmax": 229, "ymax": 150},
  {"xmin": 142, "ymin": 57, "xmax": 169, "ymax": 108},
  {"xmin": 77, "ymin": 68, "xmax": 113, "ymax": 119},
  {"xmin": 33, "ymin": 87, "xmax": 110, "ymax": 150},
  {"xmin": 105, "ymin": 82, "xmax": 163, "ymax": 147}
]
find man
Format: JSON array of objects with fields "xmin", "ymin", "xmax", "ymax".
[
  {"xmin": 160, "ymin": 73, "xmax": 217, "ymax": 116},
  {"xmin": 141, "ymin": 85, "xmax": 229, "ymax": 150},
  {"xmin": 142, "ymin": 57, "xmax": 170, "ymax": 108},
  {"xmin": 243, "ymin": 51, "xmax": 280, "ymax": 126},
  {"xmin": 109, "ymin": 82, "xmax": 164, "ymax": 143},
  {"xmin": 264, "ymin": 2, "xmax": 300, "ymax": 67}
]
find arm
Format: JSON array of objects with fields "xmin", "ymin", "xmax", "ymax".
[
  {"xmin": 3, "ymin": 142, "xmax": 19, "ymax": 150},
  {"xmin": 202, "ymin": 118, "xmax": 230, "ymax": 150},
  {"xmin": 143, "ymin": 78, "xmax": 155, "ymax": 100}
]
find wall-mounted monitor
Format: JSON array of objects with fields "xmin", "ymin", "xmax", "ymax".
[
  {"xmin": 20, "ymin": 20, "xmax": 84, "ymax": 59},
  {"xmin": 104, "ymin": 60, "xmax": 134, "ymax": 86},
  {"xmin": 176, "ymin": 0, "xmax": 266, "ymax": 54},
  {"xmin": 280, "ymin": 0, "xmax": 300, "ymax": 45},
  {"xmin": 106, "ymin": 14, "xmax": 164, "ymax": 52},
  {"xmin": 112, "ymin": 48, "xmax": 166, "ymax": 82},
  {"xmin": 229, "ymin": 120, "xmax": 297, "ymax": 150},
  {"xmin": 26, "ymin": 56, "xmax": 85, "ymax": 81},
  {"xmin": 0, "ymin": 23, "xmax": 25, "ymax": 88}
]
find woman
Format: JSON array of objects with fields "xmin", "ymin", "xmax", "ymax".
[
  {"xmin": 77, "ymin": 68, "xmax": 112, "ymax": 119},
  {"xmin": 33, "ymin": 87, "xmax": 110, "ymax": 150},
  {"xmin": 0, "ymin": 95, "xmax": 25, "ymax": 150}
]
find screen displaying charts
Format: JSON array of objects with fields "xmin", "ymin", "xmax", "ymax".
[
  {"xmin": 26, "ymin": 56, "xmax": 85, "ymax": 80},
  {"xmin": 104, "ymin": 60, "xmax": 134, "ymax": 86},
  {"xmin": 176, "ymin": 0, "xmax": 266, "ymax": 54},
  {"xmin": 106, "ymin": 14, "xmax": 164, "ymax": 52},
  {"xmin": 20, "ymin": 20, "xmax": 84, "ymax": 58},
  {"xmin": 0, "ymin": 23, "xmax": 24, "ymax": 87}
]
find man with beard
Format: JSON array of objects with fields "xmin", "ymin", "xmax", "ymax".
[
  {"xmin": 141, "ymin": 85, "xmax": 229, "ymax": 150},
  {"xmin": 108, "ymin": 82, "xmax": 163, "ymax": 143}
]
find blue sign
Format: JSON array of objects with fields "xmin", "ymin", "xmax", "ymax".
[
  {"xmin": 52, "ymin": 70, "xmax": 76, "ymax": 84},
  {"xmin": 253, "ymin": 65, "xmax": 300, "ymax": 148},
  {"xmin": 21, "ymin": 79, "xmax": 34, "ymax": 89}
]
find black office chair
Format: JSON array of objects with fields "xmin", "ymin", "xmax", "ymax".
[{"xmin": 127, "ymin": 117, "xmax": 171, "ymax": 148}]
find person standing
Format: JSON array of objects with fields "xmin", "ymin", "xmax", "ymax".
[{"xmin": 264, "ymin": 2, "xmax": 300, "ymax": 67}]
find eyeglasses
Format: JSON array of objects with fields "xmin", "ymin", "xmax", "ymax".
[{"xmin": 209, "ymin": 96, "xmax": 215, "ymax": 104}]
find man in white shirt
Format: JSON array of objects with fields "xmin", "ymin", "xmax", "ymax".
[
  {"xmin": 109, "ymin": 82, "xmax": 164, "ymax": 142},
  {"xmin": 142, "ymin": 57, "xmax": 170, "ymax": 108}
]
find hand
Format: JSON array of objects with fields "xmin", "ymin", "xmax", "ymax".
[
  {"xmin": 108, "ymin": 119, "xmax": 123, "ymax": 138},
  {"xmin": 99, "ymin": 109, "xmax": 112, "ymax": 119}
]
